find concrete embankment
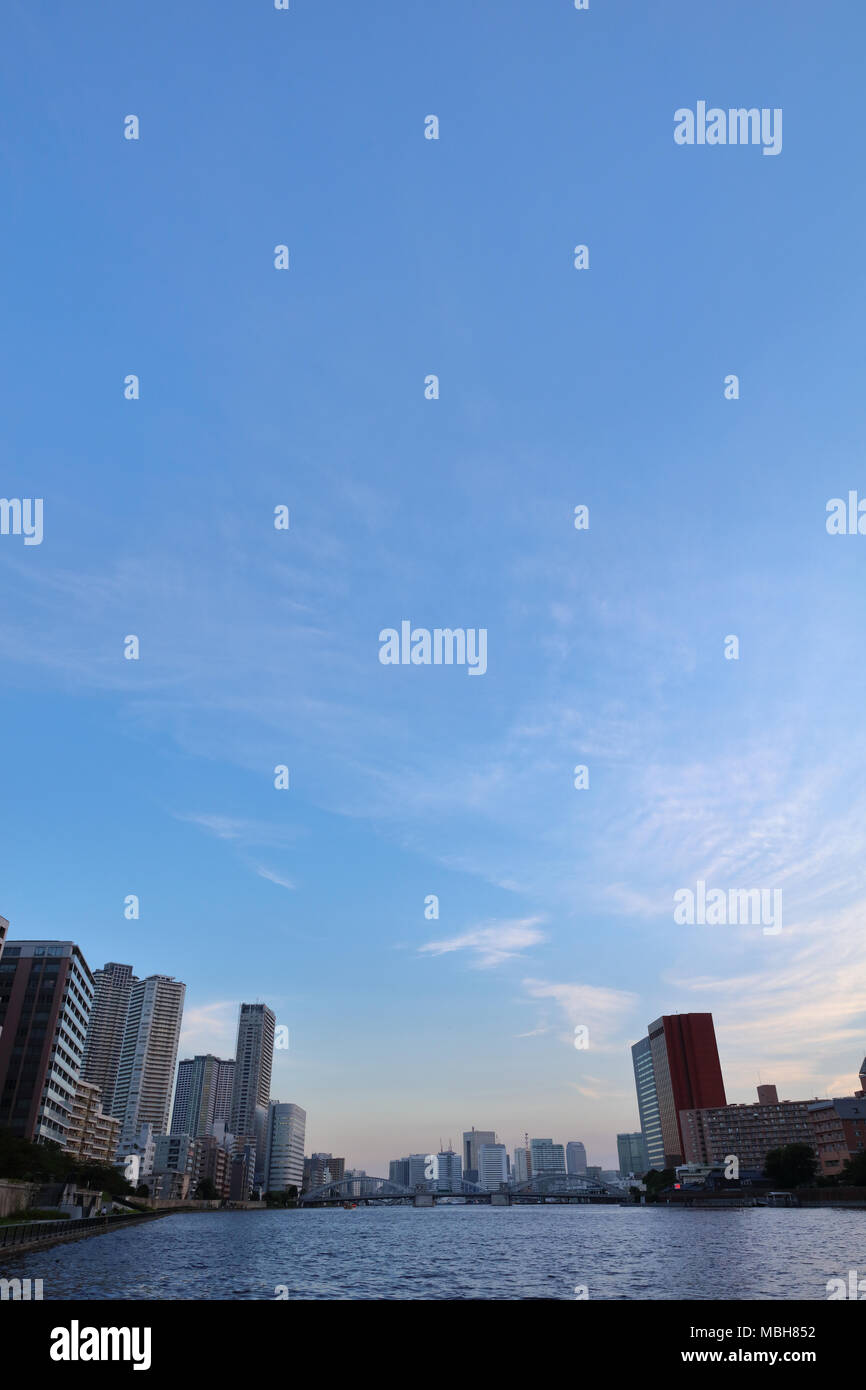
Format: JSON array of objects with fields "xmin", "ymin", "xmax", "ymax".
[
  {"xmin": 1, "ymin": 1199, "xmax": 272, "ymax": 1261},
  {"xmin": 0, "ymin": 1210, "xmax": 166, "ymax": 1260}
]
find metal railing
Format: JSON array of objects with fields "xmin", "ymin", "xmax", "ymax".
[{"xmin": 0, "ymin": 1209, "xmax": 156, "ymax": 1250}]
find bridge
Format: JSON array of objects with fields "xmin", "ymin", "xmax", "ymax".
[{"xmin": 299, "ymin": 1174, "xmax": 622, "ymax": 1206}]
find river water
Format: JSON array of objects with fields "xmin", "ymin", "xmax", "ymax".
[{"xmin": 4, "ymin": 1205, "xmax": 865, "ymax": 1300}]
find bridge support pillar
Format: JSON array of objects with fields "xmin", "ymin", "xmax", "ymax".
[
  {"xmin": 490, "ymin": 1192, "xmax": 510, "ymax": 1206},
  {"xmin": 413, "ymin": 1192, "xmax": 434, "ymax": 1207}
]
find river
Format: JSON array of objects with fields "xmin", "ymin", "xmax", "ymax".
[{"xmin": 4, "ymin": 1205, "xmax": 865, "ymax": 1300}]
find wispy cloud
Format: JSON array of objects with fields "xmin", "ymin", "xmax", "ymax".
[
  {"xmin": 175, "ymin": 812, "xmax": 301, "ymax": 849},
  {"xmin": 665, "ymin": 895, "xmax": 866, "ymax": 1097},
  {"xmin": 256, "ymin": 865, "xmax": 296, "ymax": 891},
  {"xmin": 179, "ymin": 1001, "xmax": 239, "ymax": 1056},
  {"xmin": 522, "ymin": 978, "xmax": 639, "ymax": 1047},
  {"xmin": 419, "ymin": 916, "xmax": 547, "ymax": 968}
]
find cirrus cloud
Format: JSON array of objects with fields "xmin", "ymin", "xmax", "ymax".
[{"xmin": 419, "ymin": 916, "xmax": 547, "ymax": 969}]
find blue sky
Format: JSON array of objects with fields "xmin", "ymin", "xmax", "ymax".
[{"xmin": 1, "ymin": 0, "xmax": 865, "ymax": 1173}]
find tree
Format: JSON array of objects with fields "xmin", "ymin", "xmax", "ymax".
[
  {"xmin": 642, "ymin": 1168, "xmax": 676, "ymax": 1202},
  {"xmin": 763, "ymin": 1144, "xmax": 819, "ymax": 1188},
  {"xmin": 194, "ymin": 1179, "xmax": 219, "ymax": 1200},
  {"xmin": 0, "ymin": 1127, "xmax": 134, "ymax": 1196},
  {"xmin": 840, "ymin": 1151, "xmax": 866, "ymax": 1186},
  {"xmin": 77, "ymin": 1162, "xmax": 132, "ymax": 1198},
  {"xmin": 265, "ymin": 1186, "xmax": 299, "ymax": 1208}
]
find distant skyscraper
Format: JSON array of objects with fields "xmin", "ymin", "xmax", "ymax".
[
  {"xmin": 81, "ymin": 962, "xmax": 135, "ymax": 1114},
  {"xmin": 617, "ymin": 1131, "xmax": 649, "ymax": 1176},
  {"xmin": 631, "ymin": 1035, "xmax": 664, "ymax": 1169},
  {"xmin": 530, "ymin": 1138, "xmax": 566, "ymax": 1174},
  {"xmin": 327, "ymin": 1156, "xmax": 346, "ymax": 1183},
  {"xmin": 305, "ymin": 1152, "xmax": 343, "ymax": 1186},
  {"xmin": 388, "ymin": 1157, "xmax": 410, "ymax": 1188},
  {"xmin": 113, "ymin": 975, "xmax": 186, "ymax": 1147},
  {"xmin": 262, "ymin": 1102, "xmax": 306, "ymax": 1192},
  {"xmin": 229, "ymin": 1004, "xmax": 275, "ymax": 1139},
  {"xmin": 212, "ymin": 1054, "xmax": 235, "ymax": 1123},
  {"xmin": 757, "ymin": 1084, "xmax": 779, "ymax": 1105},
  {"xmin": 566, "ymin": 1141, "xmax": 588, "ymax": 1175},
  {"xmin": 512, "ymin": 1145, "xmax": 531, "ymax": 1183},
  {"xmin": 463, "ymin": 1128, "xmax": 496, "ymax": 1183},
  {"xmin": 632, "ymin": 1013, "xmax": 726, "ymax": 1169},
  {"xmin": 0, "ymin": 913, "xmax": 8, "ymax": 963},
  {"xmin": 0, "ymin": 941, "xmax": 94, "ymax": 1144},
  {"xmin": 435, "ymin": 1148, "xmax": 462, "ymax": 1190},
  {"xmin": 408, "ymin": 1153, "xmax": 430, "ymax": 1188},
  {"xmin": 171, "ymin": 1055, "xmax": 236, "ymax": 1137},
  {"xmin": 478, "ymin": 1143, "xmax": 508, "ymax": 1188},
  {"xmin": 253, "ymin": 1104, "xmax": 270, "ymax": 1188},
  {"xmin": 171, "ymin": 1059, "xmax": 194, "ymax": 1136}
]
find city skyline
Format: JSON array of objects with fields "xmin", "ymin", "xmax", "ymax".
[
  {"xmin": 3, "ymin": 923, "xmax": 861, "ymax": 1177},
  {"xmin": 1, "ymin": 0, "xmax": 865, "ymax": 1182}
]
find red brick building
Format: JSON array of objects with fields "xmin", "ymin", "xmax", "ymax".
[
  {"xmin": 681, "ymin": 1086, "xmax": 820, "ymax": 1170},
  {"xmin": 808, "ymin": 1095, "xmax": 866, "ymax": 1178}
]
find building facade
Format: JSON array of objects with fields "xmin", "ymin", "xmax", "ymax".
[
  {"xmin": 115, "ymin": 1122, "xmax": 156, "ymax": 1185},
  {"xmin": 229, "ymin": 1004, "xmax": 275, "ymax": 1140},
  {"xmin": 0, "ymin": 941, "xmax": 94, "ymax": 1145},
  {"xmin": 462, "ymin": 1128, "xmax": 496, "ymax": 1184},
  {"xmin": 153, "ymin": 1131, "xmax": 196, "ymax": 1184},
  {"xmin": 617, "ymin": 1131, "xmax": 649, "ymax": 1177},
  {"xmin": 808, "ymin": 1096, "xmax": 866, "ymax": 1177},
  {"xmin": 633, "ymin": 1013, "xmax": 727, "ymax": 1169},
  {"xmin": 193, "ymin": 1135, "xmax": 232, "ymax": 1197},
  {"xmin": 171, "ymin": 1054, "xmax": 235, "ymax": 1137},
  {"xmin": 434, "ymin": 1148, "xmax": 462, "ymax": 1190},
  {"xmin": 631, "ymin": 1034, "xmax": 664, "ymax": 1169},
  {"xmin": 113, "ymin": 975, "xmax": 186, "ymax": 1149},
  {"xmin": 530, "ymin": 1138, "xmax": 566, "ymax": 1174},
  {"xmin": 478, "ymin": 1142, "xmax": 508, "ymax": 1188},
  {"xmin": 80, "ymin": 962, "xmax": 135, "ymax": 1115},
  {"xmin": 566, "ymin": 1140, "xmax": 588, "ymax": 1175},
  {"xmin": 262, "ymin": 1101, "xmax": 306, "ymax": 1192},
  {"xmin": 388, "ymin": 1157, "xmax": 410, "ymax": 1188},
  {"xmin": 681, "ymin": 1086, "xmax": 819, "ymax": 1171},
  {"xmin": 65, "ymin": 1079, "xmax": 121, "ymax": 1165},
  {"xmin": 512, "ymin": 1146, "xmax": 531, "ymax": 1183},
  {"xmin": 229, "ymin": 1140, "xmax": 256, "ymax": 1200}
]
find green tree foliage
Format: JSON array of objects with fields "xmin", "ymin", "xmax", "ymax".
[
  {"xmin": 763, "ymin": 1143, "xmax": 819, "ymax": 1188},
  {"xmin": 0, "ymin": 1127, "xmax": 133, "ymax": 1196},
  {"xmin": 642, "ymin": 1168, "xmax": 676, "ymax": 1202},
  {"xmin": 264, "ymin": 1185, "xmax": 299, "ymax": 1208},
  {"xmin": 840, "ymin": 1151, "xmax": 866, "ymax": 1186}
]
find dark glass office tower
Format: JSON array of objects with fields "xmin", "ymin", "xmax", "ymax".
[{"xmin": 631, "ymin": 1034, "xmax": 665, "ymax": 1170}]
